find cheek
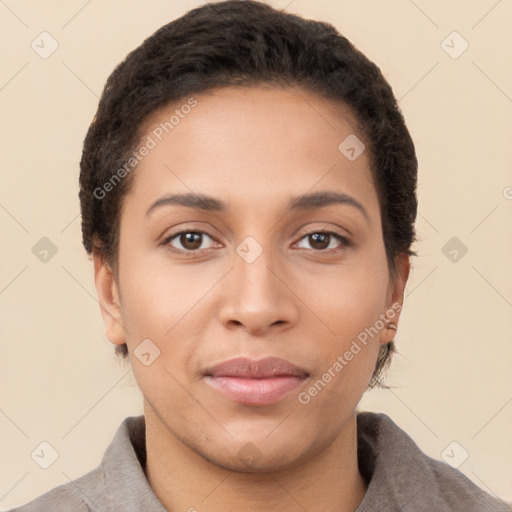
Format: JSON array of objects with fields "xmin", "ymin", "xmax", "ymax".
[
  {"xmin": 117, "ymin": 251, "xmax": 215, "ymax": 380},
  {"xmin": 118, "ymin": 247, "xmax": 208, "ymax": 335},
  {"xmin": 295, "ymin": 251, "xmax": 388, "ymax": 396},
  {"xmin": 298, "ymin": 254, "xmax": 389, "ymax": 340}
]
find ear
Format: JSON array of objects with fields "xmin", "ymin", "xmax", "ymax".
[
  {"xmin": 380, "ymin": 252, "xmax": 410, "ymax": 345},
  {"xmin": 92, "ymin": 251, "xmax": 127, "ymax": 346}
]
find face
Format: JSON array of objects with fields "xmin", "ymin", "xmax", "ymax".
[{"xmin": 94, "ymin": 85, "xmax": 409, "ymax": 472}]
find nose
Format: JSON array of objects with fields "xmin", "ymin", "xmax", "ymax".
[{"xmin": 218, "ymin": 241, "xmax": 299, "ymax": 336}]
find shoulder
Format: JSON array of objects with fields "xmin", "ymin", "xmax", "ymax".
[
  {"xmin": 6, "ymin": 416, "xmax": 144, "ymax": 512},
  {"xmin": 6, "ymin": 467, "xmax": 107, "ymax": 512},
  {"xmin": 356, "ymin": 411, "xmax": 512, "ymax": 512}
]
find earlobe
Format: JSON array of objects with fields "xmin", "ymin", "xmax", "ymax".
[{"xmin": 92, "ymin": 251, "xmax": 127, "ymax": 346}]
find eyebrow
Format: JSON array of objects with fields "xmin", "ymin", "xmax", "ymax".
[{"xmin": 146, "ymin": 190, "xmax": 370, "ymax": 222}]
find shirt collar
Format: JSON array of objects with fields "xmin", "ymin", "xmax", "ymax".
[{"xmin": 99, "ymin": 412, "xmax": 508, "ymax": 512}]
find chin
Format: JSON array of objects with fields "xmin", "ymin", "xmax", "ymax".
[{"xmin": 205, "ymin": 445, "xmax": 305, "ymax": 474}]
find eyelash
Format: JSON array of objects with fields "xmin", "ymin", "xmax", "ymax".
[{"xmin": 161, "ymin": 229, "xmax": 351, "ymax": 255}]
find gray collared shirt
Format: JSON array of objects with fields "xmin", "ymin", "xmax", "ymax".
[{"xmin": 8, "ymin": 412, "xmax": 511, "ymax": 511}]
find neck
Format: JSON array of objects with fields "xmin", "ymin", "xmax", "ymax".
[{"xmin": 144, "ymin": 403, "xmax": 367, "ymax": 512}]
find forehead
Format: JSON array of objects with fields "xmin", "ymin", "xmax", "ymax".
[{"xmin": 124, "ymin": 85, "xmax": 379, "ymax": 222}]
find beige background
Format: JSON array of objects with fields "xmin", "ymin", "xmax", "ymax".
[{"xmin": 1, "ymin": 0, "xmax": 511, "ymax": 508}]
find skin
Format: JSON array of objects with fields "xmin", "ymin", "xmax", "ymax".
[{"xmin": 93, "ymin": 85, "xmax": 410, "ymax": 512}]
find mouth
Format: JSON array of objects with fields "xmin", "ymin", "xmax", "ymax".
[{"xmin": 203, "ymin": 356, "xmax": 309, "ymax": 406}]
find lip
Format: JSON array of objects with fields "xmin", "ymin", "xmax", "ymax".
[{"xmin": 204, "ymin": 357, "xmax": 309, "ymax": 406}]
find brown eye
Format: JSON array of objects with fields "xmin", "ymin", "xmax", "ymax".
[
  {"xmin": 295, "ymin": 231, "xmax": 350, "ymax": 252},
  {"xmin": 163, "ymin": 230, "xmax": 216, "ymax": 252},
  {"xmin": 179, "ymin": 232, "xmax": 203, "ymax": 250},
  {"xmin": 308, "ymin": 233, "xmax": 330, "ymax": 250}
]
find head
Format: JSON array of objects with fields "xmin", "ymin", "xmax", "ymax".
[{"xmin": 80, "ymin": 0, "xmax": 417, "ymax": 471}]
